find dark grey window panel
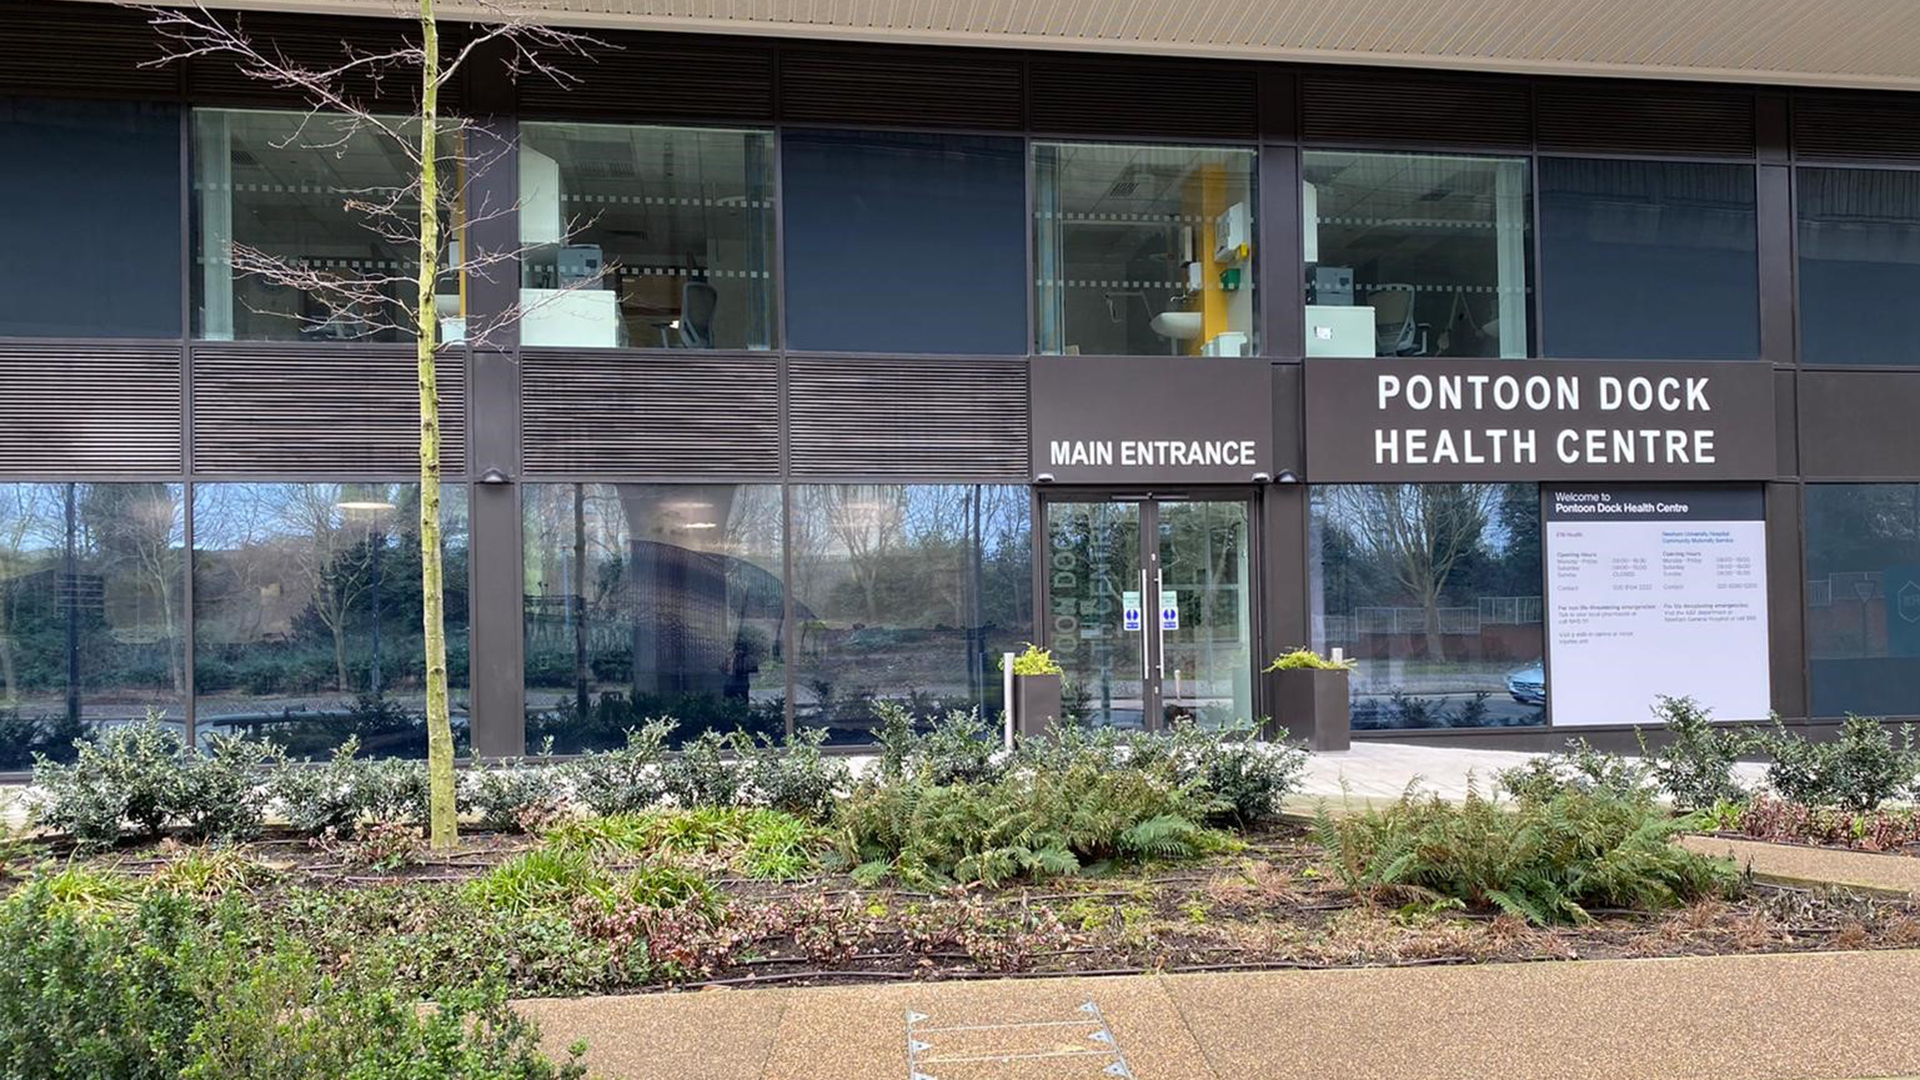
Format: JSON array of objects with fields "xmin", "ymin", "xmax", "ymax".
[
  {"xmin": 520, "ymin": 350, "xmax": 779, "ymax": 478},
  {"xmin": 517, "ymin": 37, "xmax": 775, "ymax": 121},
  {"xmin": 1798, "ymin": 370, "xmax": 1920, "ymax": 479},
  {"xmin": 787, "ymin": 357, "xmax": 1027, "ymax": 479},
  {"xmin": 0, "ymin": 2, "xmax": 180, "ymax": 99},
  {"xmin": 1794, "ymin": 94, "xmax": 1920, "ymax": 164},
  {"xmin": 190, "ymin": 344, "xmax": 465, "ymax": 476},
  {"xmin": 1301, "ymin": 74, "xmax": 1530, "ymax": 149},
  {"xmin": 0, "ymin": 343, "xmax": 181, "ymax": 476},
  {"xmin": 778, "ymin": 48, "xmax": 1024, "ymax": 130},
  {"xmin": 1027, "ymin": 61, "xmax": 1257, "ymax": 139},
  {"xmin": 1536, "ymin": 86, "xmax": 1754, "ymax": 157}
]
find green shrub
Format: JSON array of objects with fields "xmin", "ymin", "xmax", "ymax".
[
  {"xmin": 31, "ymin": 716, "xmax": 280, "ymax": 849},
  {"xmin": 565, "ymin": 719, "xmax": 672, "ymax": 816},
  {"xmin": 268, "ymin": 739, "xmax": 367, "ymax": 835},
  {"xmin": 736, "ymin": 726, "xmax": 848, "ymax": 820},
  {"xmin": 1759, "ymin": 715, "xmax": 1920, "ymax": 813},
  {"xmin": 1317, "ymin": 788, "xmax": 1738, "ymax": 925},
  {"xmin": 661, "ymin": 729, "xmax": 743, "ymax": 808},
  {"xmin": 1005, "ymin": 643, "xmax": 1063, "ymax": 677},
  {"xmin": 1496, "ymin": 738, "xmax": 1652, "ymax": 805},
  {"xmin": 1263, "ymin": 647, "xmax": 1354, "ymax": 672},
  {"xmin": 463, "ymin": 741, "xmax": 568, "ymax": 832},
  {"xmin": 1637, "ymin": 696, "xmax": 1748, "ymax": 811},
  {"xmin": 546, "ymin": 807, "xmax": 825, "ymax": 881},
  {"xmin": 176, "ymin": 734, "xmax": 277, "ymax": 843}
]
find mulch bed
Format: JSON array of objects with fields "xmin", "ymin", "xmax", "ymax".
[{"xmin": 25, "ymin": 823, "xmax": 1920, "ymax": 995}]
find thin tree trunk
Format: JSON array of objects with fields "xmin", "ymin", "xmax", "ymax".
[{"xmin": 416, "ymin": 0, "xmax": 456, "ymax": 849}]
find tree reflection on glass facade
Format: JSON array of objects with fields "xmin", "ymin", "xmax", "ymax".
[
  {"xmin": 191, "ymin": 483, "xmax": 469, "ymax": 758},
  {"xmin": 1805, "ymin": 484, "xmax": 1920, "ymax": 717},
  {"xmin": 0, "ymin": 483, "xmax": 185, "ymax": 769},
  {"xmin": 791, "ymin": 484, "xmax": 1032, "ymax": 745},
  {"xmin": 1310, "ymin": 483, "xmax": 1545, "ymax": 729},
  {"xmin": 523, "ymin": 484, "xmax": 785, "ymax": 753}
]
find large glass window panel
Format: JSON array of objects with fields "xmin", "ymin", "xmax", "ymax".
[
  {"xmin": 522, "ymin": 483, "xmax": 785, "ymax": 753},
  {"xmin": 1805, "ymin": 484, "xmax": 1920, "ymax": 716},
  {"xmin": 0, "ymin": 483, "xmax": 185, "ymax": 769},
  {"xmin": 193, "ymin": 109, "xmax": 460, "ymax": 343},
  {"xmin": 1034, "ymin": 142, "xmax": 1258, "ymax": 357},
  {"xmin": 191, "ymin": 483, "xmax": 469, "ymax": 758},
  {"xmin": 791, "ymin": 485, "xmax": 1033, "ymax": 745},
  {"xmin": 782, "ymin": 130, "xmax": 1026, "ymax": 354},
  {"xmin": 0, "ymin": 98, "xmax": 181, "ymax": 337},
  {"xmin": 1310, "ymin": 483, "xmax": 1545, "ymax": 729},
  {"xmin": 1303, "ymin": 151, "xmax": 1533, "ymax": 359},
  {"xmin": 1798, "ymin": 168, "xmax": 1920, "ymax": 366},
  {"xmin": 518, "ymin": 123, "xmax": 776, "ymax": 350},
  {"xmin": 1540, "ymin": 158, "xmax": 1758, "ymax": 360}
]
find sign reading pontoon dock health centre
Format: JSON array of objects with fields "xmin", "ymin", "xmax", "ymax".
[
  {"xmin": 1545, "ymin": 485, "xmax": 1770, "ymax": 726},
  {"xmin": 1304, "ymin": 359, "xmax": 1775, "ymax": 482}
]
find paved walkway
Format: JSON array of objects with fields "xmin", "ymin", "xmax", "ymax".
[
  {"xmin": 518, "ymin": 950, "xmax": 1920, "ymax": 1080},
  {"xmin": 1288, "ymin": 740, "xmax": 1773, "ymax": 806},
  {"xmin": 1683, "ymin": 834, "xmax": 1920, "ymax": 895}
]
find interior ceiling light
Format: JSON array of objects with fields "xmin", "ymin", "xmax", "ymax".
[{"xmin": 336, "ymin": 500, "xmax": 397, "ymax": 511}]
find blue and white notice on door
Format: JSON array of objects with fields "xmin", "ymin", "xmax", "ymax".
[
  {"xmin": 1122, "ymin": 590, "xmax": 1142, "ymax": 632},
  {"xmin": 1160, "ymin": 591, "xmax": 1179, "ymax": 631}
]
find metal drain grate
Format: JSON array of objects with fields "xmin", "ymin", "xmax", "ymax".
[{"xmin": 905, "ymin": 1000, "xmax": 1134, "ymax": 1079}]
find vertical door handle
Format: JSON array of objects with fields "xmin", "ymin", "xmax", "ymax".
[
  {"xmin": 1154, "ymin": 569, "xmax": 1167, "ymax": 680},
  {"xmin": 1138, "ymin": 568, "xmax": 1150, "ymax": 681}
]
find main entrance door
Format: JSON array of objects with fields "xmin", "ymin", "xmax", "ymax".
[{"xmin": 1042, "ymin": 494, "xmax": 1255, "ymax": 731}]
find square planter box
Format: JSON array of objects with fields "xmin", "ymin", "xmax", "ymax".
[
  {"xmin": 1265, "ymin": 668, "xmax": 1350, "ymax": 752},
  {"xmin": 1013, "ymin": 673, "xmax": 1062, "ymax": 738}
]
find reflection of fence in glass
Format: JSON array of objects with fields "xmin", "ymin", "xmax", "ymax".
[{"xmin": 1322, "ymin": 596, "xmax": 1541, "ymax": 642}]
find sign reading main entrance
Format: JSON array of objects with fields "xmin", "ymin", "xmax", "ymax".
[
  {"xmin": 1304, "ymin": 359, "xmax": 1775, "ymax": 482},
  {"xmin": 1032, "ymin": 357, "xmax": 1273, "ymax": 483}
]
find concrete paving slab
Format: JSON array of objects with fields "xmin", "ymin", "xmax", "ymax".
[
  {"xmin": 1681, "ymin": 835, "xmax": 1920, "ymax": 895},
  {"xmin": 1161, "ymin": 951, "xmax": 1920, "ymax": 1080},
  {"xmin": 515, "ymin": 986, "xmax": 793, "ymax": 1080}
]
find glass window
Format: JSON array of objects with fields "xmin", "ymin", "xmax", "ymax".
[
  {"xmin": 1540, "ymin": 158, "xmax": 1758, "ymax": 360},
  {"xmin": 1798, "ymin": 167, "xmax": 1920, "ymax": 366},
  {"xmin": 1310, "ymin": 483, "xmax": 1545, "ymax": 729},
  {"xmin": 782, "ymin": 130, "xmax": 1026, "ymax": 354},
  {"xmin": 791, "ymin": 484, "xmax": 1033, "ymax": 745},
  {"xmin": 193, "ymin": 109, "xmax": 459, "ymax": 343},
  {"xmin": 191, "ymin": 483, "xmax": 469, "ymax": 758},
  {"xmin": 522, "ymin": 483, "xmax": 785, "ymax": 753},
  {"xmin": 0, "ymin": 483, "xmax": 185, "ymax": 769},
  {"xmin": 1805, "ymin": 484, "xmax": 1920, "ymax": 716},
  {"xmin": 0, "ymin": 98, "xmax": 180, "ymax": 338},
  {"xmin": 518, "ymin": 123, "xmax": 776, "ymax": 350},
  {"xmin": 1034, "ymin": 142, "xmax": 1258, "ymax": 357},
  {"xmin": 1303, "ymin": 151, "xmax": 1533, "ymax": 359}
]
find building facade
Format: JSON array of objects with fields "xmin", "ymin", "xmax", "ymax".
[{"xmin": 4, "ymin": 1, "xmax": 1920, "ymax": 769}]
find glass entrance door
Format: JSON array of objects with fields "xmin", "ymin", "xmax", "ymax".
[{"xmin": 1043, "ymin": 495, "xmax": 1254, "ymax": 731}]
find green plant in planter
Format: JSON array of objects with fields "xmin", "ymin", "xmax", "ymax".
[
  {"xmin": 1006, "ymin": 643, "xmax": 1063, "ymax": 677},
  {"xmin": 1263, "ymin": 647, "xmax": 1354, "ymax": 672}
]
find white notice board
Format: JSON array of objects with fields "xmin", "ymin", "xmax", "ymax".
[{"xmin": 1544, "ymin": 485, "xmax": 1769, "ymax": 726}]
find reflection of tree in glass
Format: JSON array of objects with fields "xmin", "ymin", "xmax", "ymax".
[{"xmin": 1328, "ymin": 484, "xmax": 1500, "ymax": 659}]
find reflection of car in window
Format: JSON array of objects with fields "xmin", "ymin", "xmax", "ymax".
[{"xmin": 1506, "ymin": 663, "xmax": 1545, "ymax": 705}]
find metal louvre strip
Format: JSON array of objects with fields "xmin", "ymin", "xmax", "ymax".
[
  {"xmin": 520, "ymin": 350, "xmax": 779, "ymax": 478},
  {"xmin": 190, "ymin": 343, "xmax": 465, "ymax": 475},
  {"xmin": 787, "ymin": 357, "xmax": 1027, "ymax": 479},
  {"xmin": 0, "ymin": 342, "xmax": 182, "ymax": 476}
]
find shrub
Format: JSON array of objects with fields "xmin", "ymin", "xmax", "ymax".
[
  {"xmin": 268, "ymin": 739, "xmax": 367, "ymax": 836},
  {"xmin": 1006, "ymin": 643, "xmax": 1063, "ymax": 676},
  {"xmin": 1496, "ymin": 738, "xmax": 1652, "ymax": 805},
  {"xmin": 1637, "ymin": 696, "xmax": 1747, "ymax": 811},
  {"xmin": 464, "ymin": 739, "xmax": 568, "ymax": 832},
  {"xmin": 546, "ymin": 808, "xmax": 826, "ymax": 881},
  {"xmin": 1759, "ymin": 715, "xmax": 1920, "ymax": 813},
  {"xmin": 1264, "ymin": 647, "xmax": 1354, "ymax": 672},
  {"xmin": 1317, "ymin": 788, "xmax": 1738, "ymax": 925},
  {"xmin": 175, "ymin": 734, "xmax": 277, "ymax": 843},
  {"xmin": 660, "ymin": 729, "xmax": 742, "ymax": 808},
  {"xmin": 31, "ymin": 714, "xmax": 188, "ymax": 847},
  {"xmin": 565, "ymin": 720, "xmax": 672, "ymax": 816},
  {"xmin": 736, "ymin": 726, "xmax": 848, "ymax": 820}
]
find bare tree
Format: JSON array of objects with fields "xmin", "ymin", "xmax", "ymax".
[
  {"xmin": 1332, "ymin": 484, "xmax": 1499, "ymax": 662},
  {"xmin": 136, "ymin": 1, "xmax": 600, "ymax": 849}
]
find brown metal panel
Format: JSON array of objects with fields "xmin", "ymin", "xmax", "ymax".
[
  {"xmin": 0, "ymin": 2, "xmax": 180, "ymax": 100},
  {"xmin": 1273, "ymin": 363, "xmax": 1302, "ymax": 475},
  {"xmin": 1757, "ymin": 164, "xmax": 1796, "ymax": 367},
  {"xmin": 517, "ymin": 34, "xmax": 775, "ymax": 121},
  {"xmin": 1535, "ymin": 84, "xmax": 1755, "ymax": 157},
  {"xmin": 0, "ymin": 342, "xmax": 181, "ymax": 477},
  {"xmin": 779, "ymin": 47, "xmax": 1024, "ymax": 130},
  {"xmin": 1258, "ymin": 69, "xmax": 1298, "ymax": 144},
  {"xmin": 190, "ymin": 343, "xmax": 465, "ymax": 475},
  {"xmin": 1027, "ymin": 59, "xmax": 1256, "ymax": 139},
  {"xmin": 788, "ymin": 356, "xmax": 1026, "ymax": 478},
  {"xmin": 1765, "ymin": 481, "xmax": 1809, "ymax": 720},
  {"xmin": 1799, "ymin": 370, "xmax": 1920, "ymax": 478},
  {"xmin": 1794, "ymin": 92, "xmax": 1920, "ymax": 164},
  {"xmin": 521, "ymin": 350, "xmax": 779, "ymax": 477},
  {"xmin": 1300, "ymin": 72, "xmax": 1530, "ymax": 149},
  {"xmin": 1774, "ymin": 368, "xmax": 1798, "ymax": 477}
]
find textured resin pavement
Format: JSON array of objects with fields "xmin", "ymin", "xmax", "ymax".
[{"xmin": 519, "ymin": 949, "xmax": 1920, "ymax": 1080}]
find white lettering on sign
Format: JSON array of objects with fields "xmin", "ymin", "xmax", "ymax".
[{"xmin": 1049, "ymin": 440, "xmax": 1259, "ymax": 469}]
